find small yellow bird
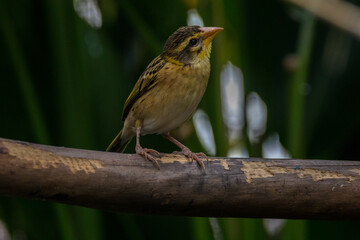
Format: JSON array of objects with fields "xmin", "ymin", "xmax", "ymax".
[{"xmin": 107, "ymin": 25, "xmax": 223, "ymax": 169}]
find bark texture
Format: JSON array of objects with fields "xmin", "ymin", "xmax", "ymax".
[{"xmin": 0, "ymin": 137, "xmax": 359, "ymax": 219}]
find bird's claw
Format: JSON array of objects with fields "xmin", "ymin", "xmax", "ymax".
[
  {"xmin": 136, "ymin": 146, "xmax": 161, "ymax": 169},
  {"xmin": 143, "ymin": 148, "xmax": 161, "ymax": 158},
  {"xmin": 174, "ymin": 148, "xmax": 207, "ymax": 169},
  {"xmin": 195, "ymin": 152, "xmax": 209, "ymax": 163}
]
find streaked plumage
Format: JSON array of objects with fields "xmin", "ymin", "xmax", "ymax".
[{"xmin": 107, "ymin": 25, "xmax": 223, "ymax": 169}]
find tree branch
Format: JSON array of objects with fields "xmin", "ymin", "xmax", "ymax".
[
  {"xmin": 286, "ymin": 0, "xmax": 360, "ymax": 40},
  {"xmin": 1, "ymin": 137, "xmax": 359, "ymax": 219}
]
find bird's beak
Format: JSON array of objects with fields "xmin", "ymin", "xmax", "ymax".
[{"xmin": 199, "ymin": 27, "xmax": 223, "ymax": 47}]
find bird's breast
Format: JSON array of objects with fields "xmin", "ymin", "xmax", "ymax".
[{"xmin": 138, "ymin": 60, "xmax": 210, "ymax": 134}]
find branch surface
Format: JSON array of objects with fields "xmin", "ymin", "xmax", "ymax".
[{"xmin": 1, "ymin": 137, "xmax": 360, "ymax": 219}]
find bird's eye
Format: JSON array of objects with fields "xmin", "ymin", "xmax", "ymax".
[{"xmin": 189, "ymin": 38, "xmax": 198, "ymax": 46}]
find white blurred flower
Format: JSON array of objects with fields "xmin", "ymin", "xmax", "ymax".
[
  {"xmin": 263, "ymin": 218, "xmax": 286, "ymax": 238},
  {"xmin": 209, "ymin": 218, "xmax": 223, "ymax": 240},
  {"xmin": 0, "ymin": 220, "xmax": 10, "ymax": 240},
  {"xmin": 74, "ymin": 0, "xmax": 102, "ymax": 29},
  {"xmin": 187, "ymin": 9, "xmax": 204, "ymax": 27},
  {"xmin": 193, "ymin": 109, "xmax": 216, "ymax": 156},
  {"xmin": 246, "ymin": 92, "xmax": 267, "ymax": 144},
  {"xmin": 220, "ymin": 62, "xmax": 245, "ymax": 141},
  {"xmin": 262, "ymin": 133, "xmax": 291, "ymax": 159}
]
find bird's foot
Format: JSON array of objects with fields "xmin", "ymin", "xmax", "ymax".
[
  {"xmin": 136, "ymin": 145, "xmax": 161, "ymax": 169},
  {"xmin": 173, "ymin": 147, "xmax": 208, "ymax": 169}
]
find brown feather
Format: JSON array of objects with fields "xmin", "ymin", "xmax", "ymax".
[{"xmin": 122, "ymin": 56, "xmax": 166, "ymax": 120}]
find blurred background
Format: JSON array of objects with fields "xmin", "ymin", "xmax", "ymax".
[{"xmin": 1, "ymin": 0, "xmax": 360, "ymax": 239}]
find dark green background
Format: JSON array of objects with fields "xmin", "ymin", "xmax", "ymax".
[{"xmin": 1, "ymin": 0, "xmax": 360, "ymax": 239}]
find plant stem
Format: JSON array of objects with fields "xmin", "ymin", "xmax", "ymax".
[{"xmin": 288, "ymin": 12, "xmax": 316, "ymax": 158}]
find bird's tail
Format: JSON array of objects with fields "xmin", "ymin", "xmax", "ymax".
[{"xmin": 106, "ymin": 129, "xmax": 132, "ymax": 152}]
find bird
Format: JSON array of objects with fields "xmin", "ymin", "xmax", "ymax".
[{"xmin": 106, "ymin": 25, "xmax": 223, "ymax": 169}]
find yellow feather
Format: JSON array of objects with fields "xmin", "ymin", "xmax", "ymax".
[{"xmin": 164, "ymin": 56, "xmax": 184, "ymax": 66}]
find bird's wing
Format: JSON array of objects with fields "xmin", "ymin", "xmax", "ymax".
[{"xmin": 122, "ymin": 55, "xmax": 166, "ymax": 121}]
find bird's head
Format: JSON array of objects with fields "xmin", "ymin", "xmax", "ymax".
[{"xmin": 161, "ymin": 25, "xmax": 223, "ymax": 66}]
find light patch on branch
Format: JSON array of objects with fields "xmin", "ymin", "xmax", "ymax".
[
  {"xmin": 221, "ymin": 159, "xmax": 230, "ymax": 170},
  {"xmin": 160, "ymin": 154, "xmax": 231, "ymax": 170},
  {"xmin": 2, "ymin": 141, "xmax": 103, "ymax": 174},
  {"xmin": 241, "ymin": 160, "xmax": 355, "ymax": 183},
  {"xmin": 350, "ymin": 169, "xmax": 360, "ymax": 176},
  {"xmin": 159, "ymin": 154, "xmax": 191, "ymax": 164}
]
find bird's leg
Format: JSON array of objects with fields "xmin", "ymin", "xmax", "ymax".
[
  {"xmin": 162, "ymin": 132, "xmax": 207, "ymax": 169},
  {"xmin": 135, "ymin": 121, "xmax": 161, "ymax": 169}
]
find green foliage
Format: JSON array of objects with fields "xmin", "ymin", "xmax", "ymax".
[{"xmin": 1, "ymin": 0, "xmax": 360, "ymax": 239}]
